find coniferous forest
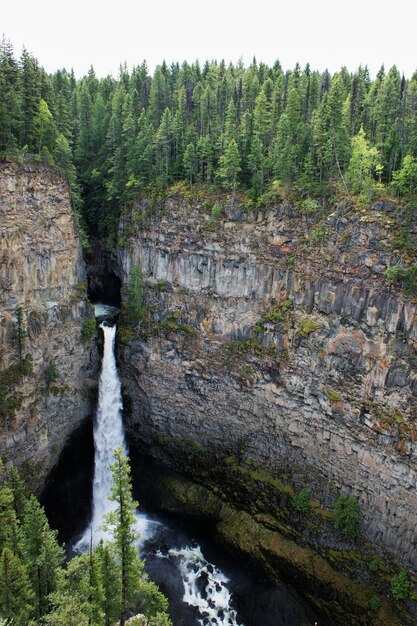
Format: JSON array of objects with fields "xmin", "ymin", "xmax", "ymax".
[
  {"xmin": 1, "ymin": 37, "xmax": 417, "ymax": 244},
  {"xmin": 0, "ymin": 454, "xmax": 171, "ymax": 626}
]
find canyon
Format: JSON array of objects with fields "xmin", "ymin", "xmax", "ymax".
[{"xmin": 1, "ymin": 163, "xmax": 416, "ymax": 623}]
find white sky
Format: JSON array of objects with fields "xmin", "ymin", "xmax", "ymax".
[{"xmin": 2, "ymin": 0, "xmax": 416, "ymax": 79}]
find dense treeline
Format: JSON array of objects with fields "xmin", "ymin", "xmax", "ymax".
[
  {"xmin": 1, "ymin": 37, "xmax": 417, "ymax": 238},
  {"xmin": 0, "ymin": 453, "xmax": 171, "ymax": 626}
]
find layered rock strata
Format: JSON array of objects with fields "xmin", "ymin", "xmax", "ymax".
[
  {"xmin": 116, "ymin": 193, "xmax": 417, "ymax": 568},
  {"xmin": 0, "ymin": 160, "xmax": 97, "ymax": 488}
]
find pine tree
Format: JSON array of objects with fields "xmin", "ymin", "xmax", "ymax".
[
  {"xmin": 373, "ymin": 66, "xmax": 402, "ymax": 180},
  {"xmin": 20, "ymin": 48, "xmax": 41, "ymax": 151},
  {"xmin": 96, "ymin": 540, "xmax": 121, "ymax": 626},
  {"xmin": 0, "ymin": 484, "xmax": 17, "ymax": 552},
  {"xmin": 21, "ymin": 495, "xmax": 64, "ymax": 618},
  {"xmin": 105, "ymin": 449, "xmax": 143, "ymax": 626},
  {"xmin": 0, "ymin": 36, "xmax": 21, "ymax": 154},
  {"xmin": 218, "ymin": 138, "xmax": 241, "ymax": 196},
  {"xmin": 312, "ymin": 74, "xmax": 350, "ymax": 188},
  {"xmin": 183, "ymin": 141, "xmax": 197, "ymax": 189},
  {"xmin": 58, "ymin": 552, "xmax": 104, "ymax": 626},
  {"xmin": 123, "ymin": 265, "xmax": 145, "ymax": 327},
  {"xmin": 404, "ymin": 73, "xmax": 417, "ymax": 157},
  {"xmin": 392, "ymin": 154, "xmax": 417, "ymax": 197},
  {"xmin": 0, "ymin": 547, "xmax": 34, "ymax": 626},
  {"xmin": 273, "ymin": 86, "xmax": 306, "ymax": 183},
  {"xmin": 5, "ymin": 465, "xmax": 28, "ymax": 522},
  {"xmin": 13, "ymin": 306, "xmax": 26, "ymax": 372},
  {"xmin": 154, "ymin": 108, "xmax": 173, "ymax": 192},
  {"xmin": 42, "ymin": 587, "xmax": 90, "ymax": 626}
]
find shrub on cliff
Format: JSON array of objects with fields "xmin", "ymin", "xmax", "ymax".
[
  {"xmin": 333, "ymin": 494, "xmax": 361, "ymax": 537},
  {"xmin": 384, "ymin": 264, "xmax": 417, "ymax": 293},
  {"xmin": 81, "ymin": 317, "xmax": 96, "ymax": 341},
  {"xmin": 292, "ymin": 488, "xmax": 310, "ymax": 514},
  {"xmin": 391, "ymin": 570, "xmax": 411, "ymax": 600}
]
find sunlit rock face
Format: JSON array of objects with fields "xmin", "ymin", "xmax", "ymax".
[
  {"xmin": 115, "ymin": 194, "xmax": 417, "ymax": 567},
  {"xmin": 0, "ymin": 160, "xmax": 98, "ymax": 488}
]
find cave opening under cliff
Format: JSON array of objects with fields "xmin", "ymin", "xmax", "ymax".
[
  {"xmin": 87, "ymin": 270, "xmax": 121, "ymax": 307},
  {"xmin": 40, "ymin": 418, "xmax": 94, "ymax": 544}
]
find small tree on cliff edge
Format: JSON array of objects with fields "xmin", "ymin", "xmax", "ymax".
[
  {"xmin": 104, "ymin": 449, "xmax": 142, "ymax": 626},
  {"xmin": 333, "ymin": 494, "xmax": 361, "ymax": 537},
  {"xmin": 123, "ymin": 265, "xmax": 145, "ymax": 327},
  {"xmin": 13, "ymin": 306, "xmax": 26, "ymax": 372}
]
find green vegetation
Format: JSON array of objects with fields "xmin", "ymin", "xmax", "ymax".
[
  {"xmin": 367, "ymin": 596, "xmax": 382, "ymax": 613},
  {"xmin": 333, "ymin": 494, "xmax": 361, "ymax": 537},
  {"xmin": 368, "ymin": 559, "xmax": 380, "ymax": 572},
  {"xmin": 81, "ymin": 317, "xmax": 96, "ymax": 341},
  {"xmin": 1, "ymin": 38, "xmax": 417, "ymax": 245},
  {"xmin": 325, "ymin": 388, "xmax": 343, "ymax": 403},
  {"xmin": 359, "ymin": 401, "xmax": 413, "ymax": 441},
  {"xmin": 292, "ymin": 488, "xmax": 310, "ymax": 514},
  {"xmin": 0, "ymin": 453, "xmax": 171, "ymax": 626},
  {"xmin": 390, "ymin": 570, "xmax": 411, "ymax": 600},
  {"xmin": 122, "ymin": 265, "xmax": 146, "ymax": 327},
  {"xmin": 254, "ymin": 299, "xmax": 293, "ymax": 332},
  {"xmin": 175, "ymin": 437, "xmax": 204, "ymax": 454},
  {"xmin": 298, "ymin": 317, "xmax": 321, "ymax": 336},
  {"xmin": 225, "ymin": 337, "xmax": 266, "ymax": 360},
  {"xmin": 13, "ymin": 306, "xmax": 27, "ymax": 372},
  {"xmin": 384, "ymin": 264, "xmax": 417, "ymax": 293},
  {"xmin": 45, "ymin": 361, "xmax": 59, "ymax": 385},
  {"xmin": 0, "ymin": 357, "xmax": 32, "ymax": 423},
  {"xmin": 211, "ymin": 202, "xmax": 224, "ymax": 218}
]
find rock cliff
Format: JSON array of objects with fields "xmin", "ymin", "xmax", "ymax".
[
  {"xmin": 0, "ymin": 159, "xmax": 98, "ymax": 488},
  {"xmin": 116, "ymin": 191, "xmax": 417, "ymax": 570}
]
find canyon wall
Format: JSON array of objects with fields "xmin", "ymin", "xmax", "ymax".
[
  {"xmin": 116, "ymin": 192, "xmax": 417, "ymax": 568},
  {"xmin": 0, "ymin": 160, "xmax": 98, "ymax": 488}
]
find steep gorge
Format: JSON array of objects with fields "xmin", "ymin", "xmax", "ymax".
[{"xmin": 1, "ymin": 161, "xmax": 417, "ymax": 622}]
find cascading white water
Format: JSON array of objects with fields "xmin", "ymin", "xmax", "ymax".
[
  {"xmin": 75, "ymin": 310, "xmax": 244, "ymax": 624},
  {"xmin": 156, "ymin": 546, "xmax": 243, "ymax": 626},
  {"xmin": 76, "ymin": 322, "xmax": 127, "ymax": 548}
]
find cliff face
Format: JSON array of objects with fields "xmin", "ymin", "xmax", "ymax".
[
  {"xmin": 116, "ymin": 192, "xmax": 417, "ymax": 567},
  {"xmin": 0, "ymin": 160, "xmax": 98, "ymax": 488}
]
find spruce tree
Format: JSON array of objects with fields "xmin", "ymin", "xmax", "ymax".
[
  {"xmin": 21, "ymin": 495, "xmax": 64, "ymax": 618},
  {"xmin": 218, "ymin": 138, "xmax": 241, "ymax": 197},
  {"xmin": 0, "ymin": 547, "xmax": 34, "ymax": 626},
  {"xmin": 96, "ymin": 540, "xmax": 121, "ymax": 626},
  {"xmin": 105, "ymin": 449, "xmax": 143, "ymax": 626}
]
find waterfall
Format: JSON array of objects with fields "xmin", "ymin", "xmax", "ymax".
[
  {"xmin": 76, "ymin": 322, "xmax": 128, "ymax": 548},
  {"xmin": 74, "ymin": 312, "xmax": 244, "ymax": 625}
]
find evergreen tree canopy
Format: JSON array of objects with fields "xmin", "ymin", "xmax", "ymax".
[{"xmin": 0, "ymin": 40, "xmax": 416, "ymax": 239}]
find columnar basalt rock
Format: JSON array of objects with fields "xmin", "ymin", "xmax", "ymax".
[
  {"xmin": 116, "ymin": 195, "xmax": 417, "ymax": 568},
  {"xmin": 0, "ymin": 160, "xmax": 98, "ymax": 488}
]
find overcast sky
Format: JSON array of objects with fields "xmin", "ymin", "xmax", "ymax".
[{"xmin": 2, "ymin": 0, "xmax": 416, "ymax": 78}]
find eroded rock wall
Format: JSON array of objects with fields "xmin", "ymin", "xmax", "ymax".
[
  {"xmin": 0, "ymin": 160, "xmax": 98, "ymax": 487},
  {"xmin": 116, "ymin": 194, "xmax": 417, "ymax": 567}
]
